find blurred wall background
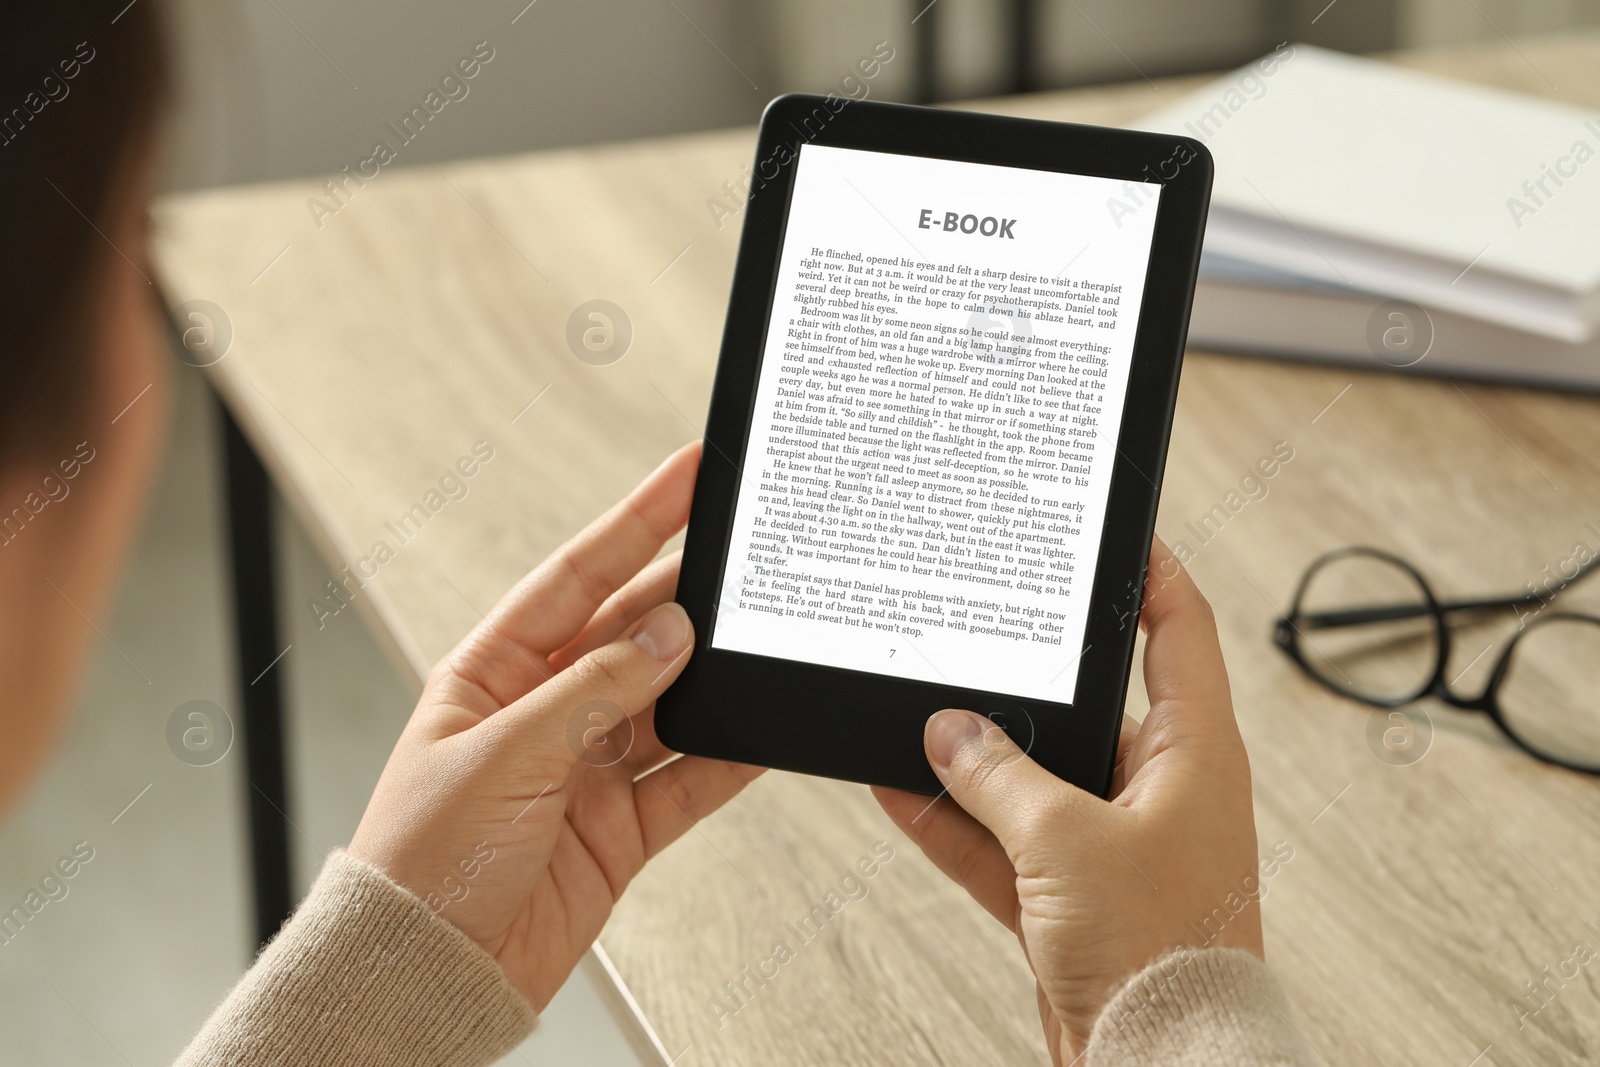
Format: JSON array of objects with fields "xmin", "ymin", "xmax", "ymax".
[{"xmin": 160, "ymin": 0, "xmax": 1600, "ymax": 192}]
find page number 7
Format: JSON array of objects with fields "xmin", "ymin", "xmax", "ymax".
[{"xmin": 888, "ymin": 648, "xmax": 896, "ymax": 657}]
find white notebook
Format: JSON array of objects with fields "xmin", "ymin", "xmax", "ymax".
[
  {"xmin": 1188, "ymin": 254, "xmax": 1600, "ymax": 391},
  {"xmin": 1135, "ymin": 45, "xmax": 1600, "ymax": 342}
]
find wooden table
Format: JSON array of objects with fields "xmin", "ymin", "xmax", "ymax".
[{"xmin": 153, "ymin": 33, "xmax": 1600, "ymax": 1065}]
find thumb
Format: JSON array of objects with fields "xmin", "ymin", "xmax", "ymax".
[{"xmin": 925, "ymin": 708, "xmax": 1096, "ymax": 853}]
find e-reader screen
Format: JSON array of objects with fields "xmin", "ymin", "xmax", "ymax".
[{"xmin": 711, "ymin": 143, "xmax": 1161, "ymax": 705}]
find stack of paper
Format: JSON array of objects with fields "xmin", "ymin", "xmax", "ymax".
[{"xmin": 1132, "ymin": 44, "xmax": 1600, "ymax": 389}]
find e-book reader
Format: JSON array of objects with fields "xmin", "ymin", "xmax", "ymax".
[{"xmin": 656, "ymin": 95, "xmax": 1212, "ymax": 796}]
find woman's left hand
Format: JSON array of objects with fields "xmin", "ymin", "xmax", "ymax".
[{"xmin": 349, "ymin": 441, "xmax": 762, "ymax": 1010}]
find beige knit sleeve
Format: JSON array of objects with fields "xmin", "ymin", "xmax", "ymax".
[
  {"xmin": 175, "ymin": 849, "xmax": 536, "ymax": 1067},
  {"xmin": 1084, "ymin": 947, "xmax": 1319, "ymax": 1066}
]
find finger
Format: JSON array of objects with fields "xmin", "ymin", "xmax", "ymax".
[
  {"xmin": 548, "ymin": 552, "xmax": 681, "ymax": 673},
  {"xmin": 633, "ymin": 755, "xmax": 765, "ymax": 861},
  {"xmin": 1131, "ymin": 539, "xmax": 1244, "ymax": 780},
  {"xmin": 1110, "ymin": 714, "xmax": 1140, "ymax": 797},
  {"xmin": 924, "ymin": 708, "xmax": 1102, "ymax": 859},
  {"xmin": 621, "ymin": 702, "xmax": 676, "ymax": 777},
  {"xmin": 1116, "ymin": 714, "xmax": 1138, "ymax": 761},
  {"xmin": 568, "ymin": 677, "xmax": 692, "ymax": 782},
  {"xmin": 872, "ymin": 786, "xmax": 1018, "ymax": 929},
  {"xmin": 1138, "ymin": 537, "xmax": 1233, "ymax": 720},
  {"xmin": 455, "ymin": 442, "xmax": 700, "ymax": 706},
  {"xmin": 485, "ymin": 600, "xmax": 695, "ymax": 764}
]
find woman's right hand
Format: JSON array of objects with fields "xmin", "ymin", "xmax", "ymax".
[{"xmin": 873, "ymin": 538, "xmax": 1266, "ymax": 1065}]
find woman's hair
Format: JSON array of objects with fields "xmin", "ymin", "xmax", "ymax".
[{"xmin": 0, "ymin": 3, "xmax": 168, "ymax": 462}]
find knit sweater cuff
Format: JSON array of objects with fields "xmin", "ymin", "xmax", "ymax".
[
  {"xmin": 175, "ymin": 849, "xmax": 537, "ymax": 1067},
  {"xmin": 1085, "ymin": 947, "xmax": 1317, "ymax": 1066}
]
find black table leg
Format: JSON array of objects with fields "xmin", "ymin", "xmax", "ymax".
[
  {"xmin": 914, "ymin": 0, "xmax": 1037, "ymax": 105},
  {"xmin": 913, "ymin": 0, "xmax": 940, "ymax": 104},
  {"xmin": 1008, "ymin": 0, "xmax": 1038, "ymax": 94},
  {"xmin": 219, "ymin": 399, "xmax": 295, "ymax": 948}
]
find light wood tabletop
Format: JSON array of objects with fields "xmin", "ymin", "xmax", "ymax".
[{"xmin": 153, "ymin": 33, "xmax": 1600, "ymax": 1066}]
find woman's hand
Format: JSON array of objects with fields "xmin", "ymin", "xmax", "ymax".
[
  {"xmin": 349, "ymin": 442, "xmax": 763, "ymax": 1011},
  {"xmin": 873, "ymin": 538, "xmax": 1262, "ymax": 1064}
]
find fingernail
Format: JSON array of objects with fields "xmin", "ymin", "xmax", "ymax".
[
  {"xmin": 926, "ymin": 709, "xmax": 984, "ymax": 783},
  {"xmin": 632, "ymin": 602, "xmax": 691, "ymax": 661}
]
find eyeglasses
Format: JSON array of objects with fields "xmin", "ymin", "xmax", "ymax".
[{"xmin": 1273, "ymin": 545, "xmax": 1600, "ymax": 775}]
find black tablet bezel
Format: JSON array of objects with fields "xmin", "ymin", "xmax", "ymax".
[{"xmin": 655, "ymin": 93, "xmax": 1212, "ymax": 797}]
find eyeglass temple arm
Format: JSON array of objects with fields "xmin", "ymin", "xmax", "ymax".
[
  {"xmin": 1286, "ymin": 593, "xmax": 1543, "ymax": 631},
  {"xmin": 1279, "ymin": 551, "xmax": 1600, "ymax": 632}
]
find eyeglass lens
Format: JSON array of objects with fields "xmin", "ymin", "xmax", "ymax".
[
  {"xmin": 1497, "ymin": 616, "xmax": 1600, "ymax": 769},
  {"xmin": 1295, "ymin": 552, "xmax": 1438, "ymax": 703}
]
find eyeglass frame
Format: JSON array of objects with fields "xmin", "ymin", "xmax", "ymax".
[{"xmin": 1272, "ymin": 544, "xmax": 1600, "ymax": 776}]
